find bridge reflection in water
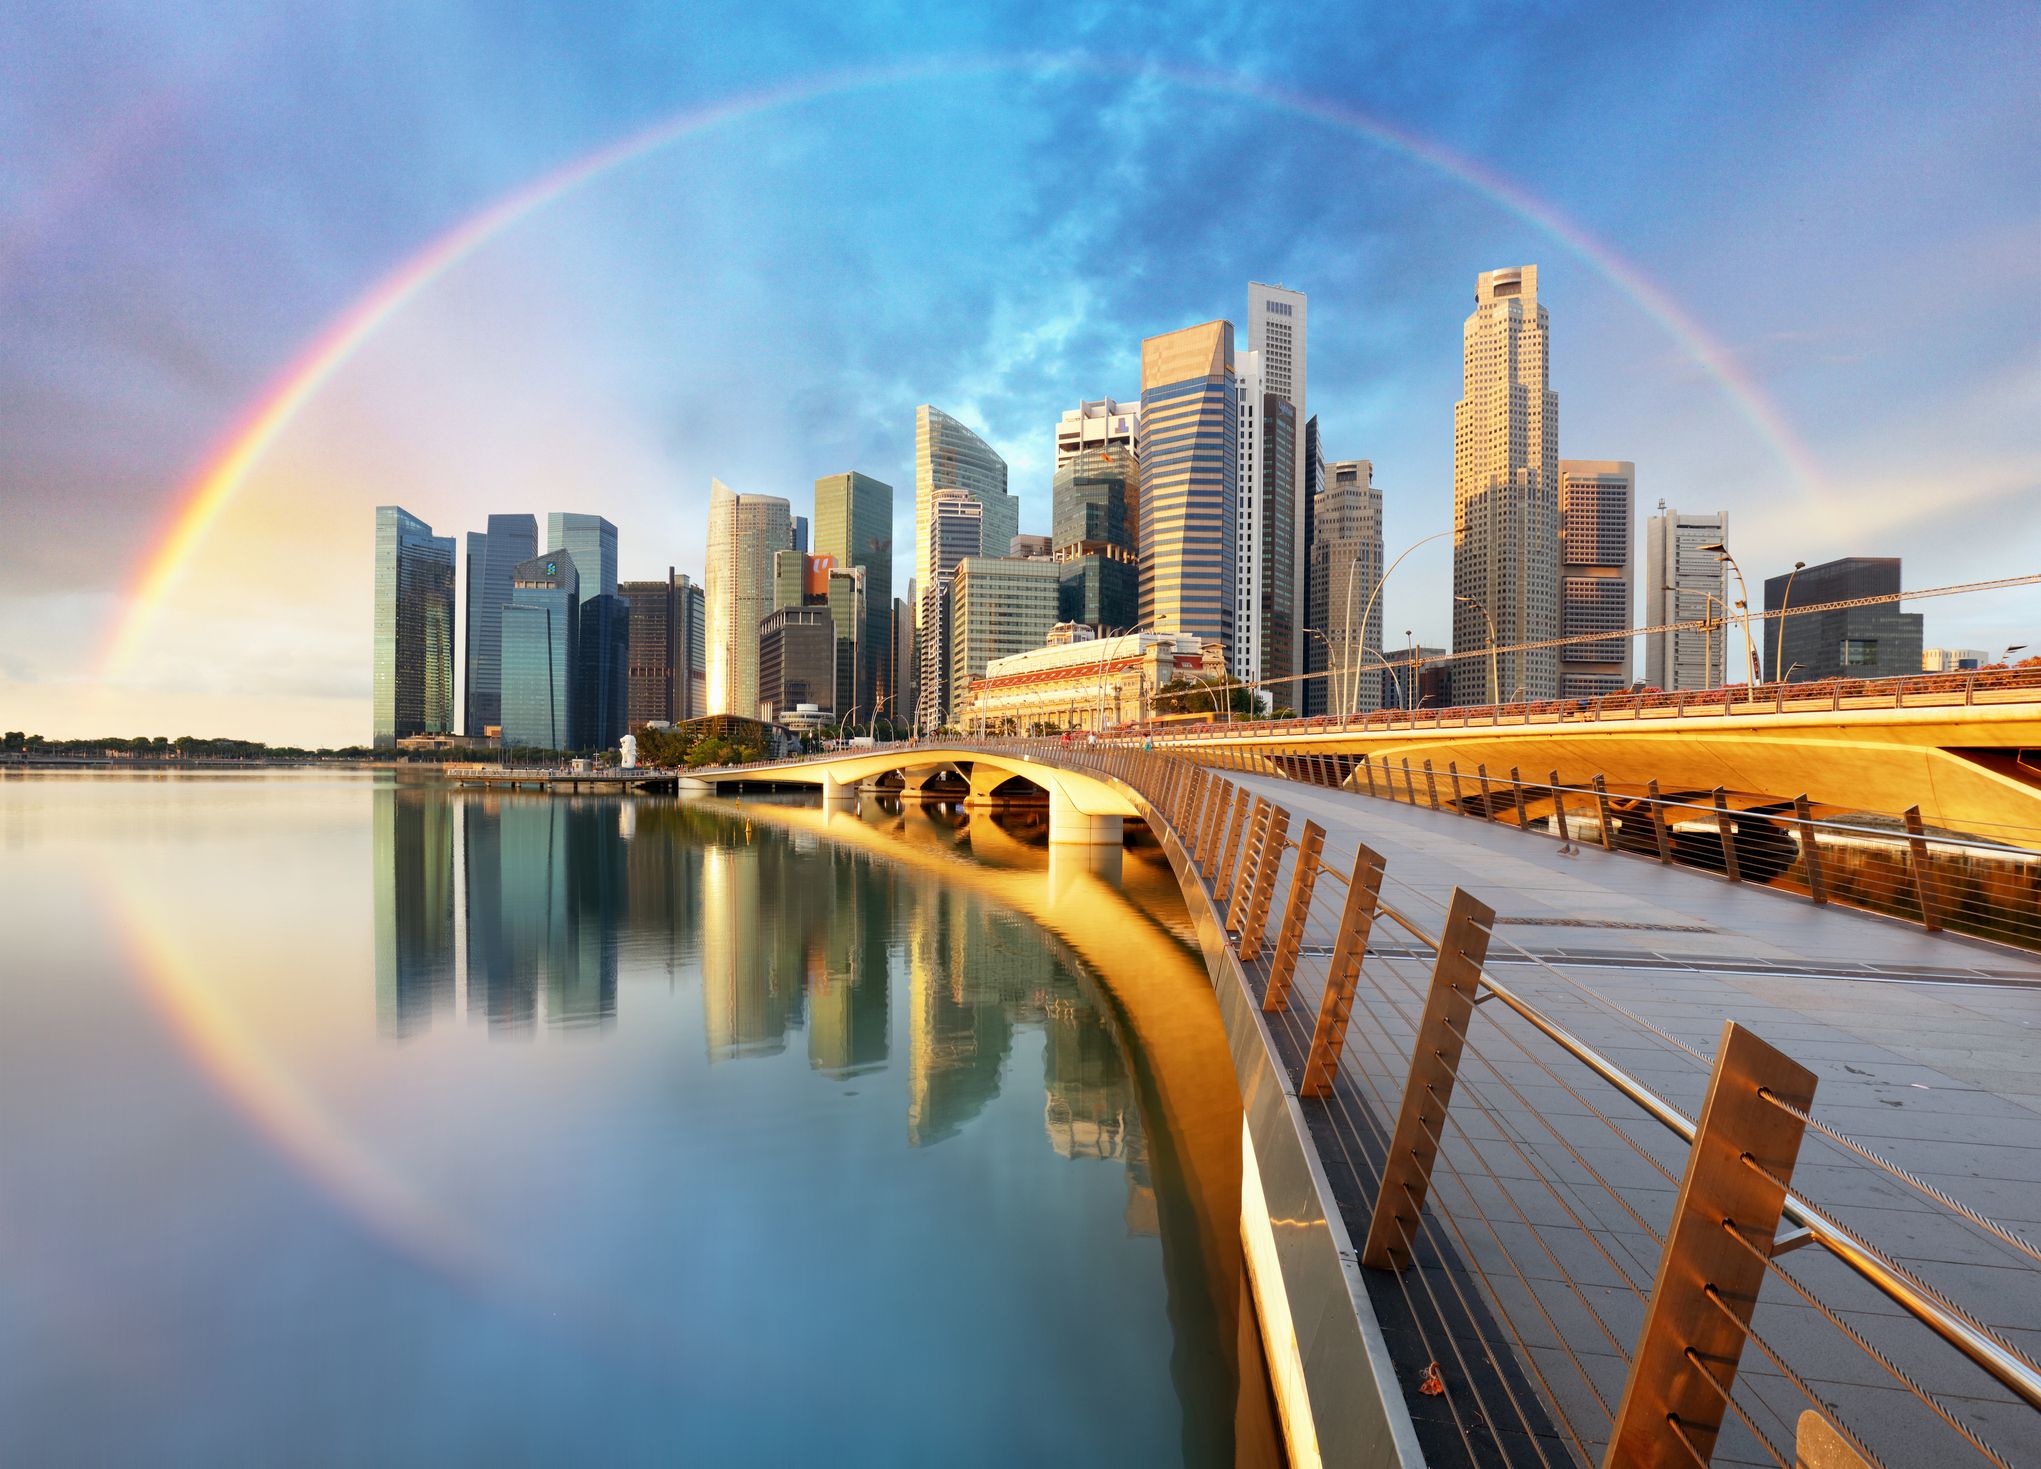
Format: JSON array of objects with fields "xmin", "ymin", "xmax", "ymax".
[{"xmin": 372, "ymin": 783, "xmax": 1282, "ymax": 1464}]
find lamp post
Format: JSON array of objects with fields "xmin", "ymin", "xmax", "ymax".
[
  {"xmin": 1455, "ymin": 594, "xmax": 1500, "ymax": 705},
  {"xmin": 1303, "ymin": 627, "xmax": 1337, "ymax": 715},
  {"xmin": 1345, "ymin": 529, "xmax": 1452, "ymax": 718},
  {"xmin": 2002, "ymin": 644, "xmax": 2030, "ymax": 667},
  {"xmin": 1359, "ymin": 649, "xmax": 1405, "ymax": 710},
  {"xmin": 1404, "ymin": 629, "xmax": 1415, "ymax": 712},
  {"xmin": 1699, "ymin": 541, "xmax": 1760, "ymax": 685},
  {"xmin": 1774, "ymin": 559, "xmax": 1806, "ymax": 682}
]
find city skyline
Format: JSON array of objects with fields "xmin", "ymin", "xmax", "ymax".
[{"xmin": 5, "ymin": 3, "xmax": 2037, "ymax": 743}]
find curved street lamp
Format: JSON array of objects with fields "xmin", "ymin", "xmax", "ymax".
[
  {"xmin": 1455, "ymin": 594, "xmax": 1500, "ymax": 705},
  {"xmin": 1699, "ymin": 541, "xmax": 1760, "ymax": 684},
  {"xmin": 1344, "ymin": 529, "xmax": 1452, "ymax": 717},
  {"xmin": 1775, "ymin": 559, "xmax": 1806, "ymax": 681}
]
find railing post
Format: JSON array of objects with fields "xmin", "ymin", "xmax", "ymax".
[
  {"xmin": 1238, "ymin": 806, "xmax": 1292, "ymax": 959},
  {"xmin": 1263, "ymin": 821, "xmax": 1324, "ymax": 1011},
  {"xmin": 1401, "ymin": 758, "xmax": 1418, "ymax": 805},
  {"xmin": 1214, "ymin": 792, "xmax": 1253, "ymax": 905},
  {"xmin": 1226, "ymin": 801, "xmax": 1275, "ymax": 932},
  {"xmin": 1423, "ymin": 759, "xmax": 1440, "ymax": 811},
  {"xmin": 1550, "ymin": 770, "xmax": 1571, "ymax": 844},
  {"xmin": 1198, "ymin": 778, "xmax": 1231, "ymax": 875},
  {"xmin": 1360, "ymin": 888, "xmax": 1494, "ymax": 1269},
  {"xmin": 1477, "ymin": 763, "xmax": 1495, "ymax": 822},
  {"xmin": 1794, "ymin": 795, "xmax": 1828, "ymax": 905},
  {"xmin": 1511, "ymin": 767, "xmax": 1531, "ymax": 830},
  {"xmin": 1903, "ymin": 806, "xmax": 1942, "ymax": 932},
  {"xmin": 1646, "ymin": 780, "xmax": 1673, "ymax": 864},
  {"xmin": 1448, "ymin": 761, "xmax": 1467, "ymax": 816},
  {"xmin": 1592, "ymin": 774, "xmax": 1615, "ymax": 851},
  {"xmin": 1300, "ymin": 844, "xmax": 1389, "ymax": 1098},
  {"xmin": 1603, "ymin": 1021, "xmax": 1816, "ymax": 1469},
  {"xmin": 1364, "ymin": 757, "xmax": 1379, "ymax": 799},
  {"xmin": 1713, "ymin": 787, "xmax": 1742, "ymax": 883},
  {"xmin": 1181, "ymin": 766, "xmax": 1208, "ymax": 852}
]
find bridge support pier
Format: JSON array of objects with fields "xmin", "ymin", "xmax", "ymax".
[
  {"xmin": 817, "ymin": 772, "xmax": 857, "ymax": 806},
  {"xmin": 1048, "ymin": 787, "xmax": 1123, "ymax": 846},
  {"xmin": 675, "ymin": 775, "xmax": 713, "ymax": 796}
]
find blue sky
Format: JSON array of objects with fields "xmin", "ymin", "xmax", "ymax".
[{"xmin": 2, "ymin": 0, "xmax": 2036, "ymax": 742}]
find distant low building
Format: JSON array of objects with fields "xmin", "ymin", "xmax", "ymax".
[
  {"xmin": 1923, "ymin": 647, "xmax": 1991, "ymax": 673},
  {"xmin": 1764, "ymin": 556, "xmax": 1921, "ymax": 682},
  {"xmin": 957, "ymin": 630, "xmax": 1209, "ymax": 735}
]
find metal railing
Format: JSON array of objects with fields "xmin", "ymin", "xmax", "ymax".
[{"xmin": 985, "ymin": 739, "xmax": 2041, "ymax": 1469}]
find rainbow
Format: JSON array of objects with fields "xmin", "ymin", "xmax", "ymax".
[{"xmin": 98, "ymin": 53, "xmax": 1824, "ymax": 679}]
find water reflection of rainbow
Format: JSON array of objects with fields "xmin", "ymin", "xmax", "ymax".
[
  {"xmin": 104, "ymin": 874, "xmax": 489, "ymax": 1281},
  {"xmin": 100, "ymin": 53, "xmax": 1823, "ymax": 676}
]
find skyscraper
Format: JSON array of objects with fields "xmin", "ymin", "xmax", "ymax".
[
  {"xmin": 948, "ymin": 556, "xmax": 1062, "ymax": 728},
  {"xmin": 1247, "ymin": 282, "xmax": 1307, "ymax": 683},
  {"xmin": 1234, "ymin": 347, "xmax": 1297, "ymax": 704},
  {"xmin": 916, "ymin": 489, "xmax": 983, "ymax": 733},
  {"xmin": 814, "ymin": 471, "xmax": 893, "ymax": 723},
  {"xmin": 1764, "ymin": 557, "xmax": 1921, "ymax": 682},
  {"xmin": 914, "ymin": 406, "xmax": 1015, "ymax": 635},
  {"xmin": 463, "ymin": 513, "xmax": 537, "ymax": 737},
  {"xmin": 545, "ymin": 513, "xmax": 617, "ymax": 602},
  {"xmin": 620, "ymin": 569, "xmax": 705, "ymax": 729},
  {"xmin": 1558, "ymin": 460, "xmax": 1635, "ymax": 696},
  {"xmin": 500, "ymin": 550, "xmax": 578, "ymax": 750},
  {"xmin": 574, "ymin": 593, "xmax": 630, "ymax": 751},
  {"xmin": 891, "ymin": 594, "xmax": 915, "ymax": 728},
  {"xmin": 1052, "ymin": 401, "xmax": 1139, "ymax": 634},
  {"xmin": 705, "ymin": 480, "xmax": 794, "ymax": 717},
  {"xmin": 1452, "ymin": 265, "xmax": 1560, "ymax": 705},
  {"xmin": 1300, "ymin": 415, "xmax": 1326, "ymax": 713},
  {"xmin": 1642, "ymin": 506, "xmax": 1729, "ymax": 690},
  {"xmin": 371, "ymin": 505, "xmax": 456, "ymax": 747},
  {"xmin": 1308, "ymin": 460, "xmax": 1385, "ymax": 714},
  {"xmin": 1138, "ymin": 321, "xmax": 1237, "ymax": 659},
  {"xmin": 826, "ymin": 565, "xmax": 865, "ymax": 720},
  {"xmin": 676, "ymin": 573, "xmax": 707, "ymax": 720},
  {"xmin": 757, "ymin": 607, "xmax": 837, "ymax": 721}
]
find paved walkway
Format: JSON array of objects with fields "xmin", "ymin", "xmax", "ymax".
[{"xmin": 1223, "ymin": 772, "xmax": 2041, "ymax": 1468}]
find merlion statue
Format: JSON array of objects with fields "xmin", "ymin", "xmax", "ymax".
[{"xmin": 619, "ymin": 734, "xmax": 638, "ymax": 770}]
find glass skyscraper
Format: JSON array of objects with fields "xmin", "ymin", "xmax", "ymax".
[
  {"xmin": 705, "ymin": 480, "xmax": 794, "ymax": 717},
  {"xmin": 500, "ymin": 551, "xmax": 578, "ymax": 750},
  {"xmin": 546, "ymin": 513, "xmax": 618, "ymax": 602},
  {"xmin": 1052, "ymin": 439, "xmax": 1139, "ymax": 634},
  {"xmin": 575, "ymin": 593, "xmax": 630, "ymax": 751},
  {"xmin": 464, "ymin": 513, "xmax": 537, "ymax": 737},
  {"xmin": 372, "ymin": 505, "xmax": 456, "ymax": 747},
  {"xmin": 1138, "ymin": 322, "xmax": 1237, "ymax": 660},
  {"xmin": 814, "ymin": 471, "xmax": 892, "ymax": 722},
  {"xmin": 914, "ymin": 406, "xmax": 1015, "ymax": 637}
]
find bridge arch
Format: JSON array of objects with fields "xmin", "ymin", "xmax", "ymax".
[{"xmin": 690, "ymin": 746, "xmax": 1139, "ymax": 845}]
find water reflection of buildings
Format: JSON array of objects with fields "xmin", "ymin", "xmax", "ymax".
[
  {"xmin": 462, "ymin": 799, "xmax": 622, "ymax": 1032},
  {"xmin": 373, "ymin": 786, "xmax": 456, "ymax": 1036}
]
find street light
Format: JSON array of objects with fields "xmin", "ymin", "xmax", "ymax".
[
  {"xmin": 1345, "ymin": 530, "xmax": 1452, "ymax": 717},
  {"xmin": 1455, "ymin": 594, "xmax": 1500, "ymax": 705},
  {"xmin": 2003, "ymin": 644, "xmax": 2030, "ymax": 666},
  {"xmin": 1775, "ymin": 559, "xmax": 1806, "ymax": 681},
  {"xmin": 1404, "ymin": 629, "xmax": 1415, "ymax": 712},
  {"xmin": 1303, "ymin": 628, "xmax": 1338, "ymax": 715},
  {"xmin": 1698, "ymin": 541, "xmax": 1760, "ymax": 685}
]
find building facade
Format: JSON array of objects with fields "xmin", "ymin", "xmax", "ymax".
[
  {"xmin": 574, "ymin": 593, "xmax": 631, "ymax": 751},
  {"xmin": 1923, "ymin": 648, "xmax": 1991, "ymax": 672},
  {"xmin": 757, "ymin": 606, "xmax": 837, "ymax": 721},
  {"xmin": 622, "ymin": 571, "xmax": 681, "ymax": 731},
  {"xmin": 705, "ymin": 480, "xmax": 794, "ymax": 717},
  {"xmin": 1764, "ymin": 557, "xmax": 1922, "ymax": 682},
  {"xmin": 499, "ymin": 550, "xmax": 578, "ymax": 750},
  {"xmin": 891, "ymin": 595, "xmax": 915, "ymax": 729},
  {"xmin": 1052, "ymin": 409, "xmax": 1140, "ymax": 636},
  {"xmin": 813, "ymin": 471, "xmax": 892, "ymax": 723},
  {"xmin": 1557, "ymin": 460, "xmax": 1634, "ymax": 697},
  {"xmin": 1247, "ymin": 282, "xmax": 1308, "ymax": 685},
  {"xmin": 1138, "ymin": 321, "xmax": 1237, "ymax": 662},
  {"xmin": 1642, "ymin": 506, "xmax": 1729, "ymax": 690},
  {"xmin": 915, "ymin": 490, "xmax": 984, "ymax": 733},
  {"xmin": 958, "ymin": 630, "xmax": 1209, "ymax": 734},
  {"xmin": 1233, "ymin": 346, "xmax": 1298, "ymax": 707},
  {"xmin": 1300, "ymin": 415, "xmax": 1326, "ymax": 713},
  {"xmin": 947, "ymin": 556, "xmax": 1062, "ymax": 729},
  {"xmin": 462, "ymin": 513, "xmax": 537, "ymax": 737},
  {"xmin": 1307, "ymin": 460, "xmax": 1385, "ymax": 714},
  {"xmin": 1452, "ymin": 265, "xmax": 1560, "ymax": 705},
  {"xmin": 914, "ymin": 406, "xmax": 1015, "ymax": 635},
  {"xmin": 372, "ymin": 505, "xmax": 457, "ymax": 747},
  {"xmin": 545, "ymin": 513, "xmax": 617, "ymax": 602}
]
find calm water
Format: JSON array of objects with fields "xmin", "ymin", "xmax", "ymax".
[{"xmin": 0, "ymin": 771, "xmax": 1277, "ymax": 1466}]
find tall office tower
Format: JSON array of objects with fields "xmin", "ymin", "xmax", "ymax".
[
  {"xmin": 705, "ymin": 480, "xmax": 795, "ymax": 717},
  {"xmin": 462, "ymin": 513, "xmax": 537, "ymax": 737},
  {"xmin": 947, "ymin": 556, "xmax": 1062, "ymax": 727},
  {"xmin": 757, "ymin": 607, "xmax": 837, "ymax": 721},
  {"xmin": 771, "ymin": 548, "xmax": 832, "ymax": 611},
  {"xmin": 1234, "ymin": 347, "xmax": 1298, "ymax": 704},
  {"xmin": 826, "ymin": 565, "xmax": 865, "ymax": 719},
  {"xmin": 1307, "ymin": 461, "xmax": 1385, "ymax": 715},
  {"xmin": 500, "ymin": 550, "xmax": 579, "ymax": 750},
  {"xmin": 1642, "ymin": 506, "xmax": 1729, "ymax": 690},
  {"xmin": 1138, "ymin": 321, "xmax": 1237, "ymax": 661},
  {"xmin": 1299, "ymin": 416, "xmax": 1326, "ymax": 712},
  {"xmin": 574, "ymin": 593, "xmax": 630, "ymax": 750},
  {"xmin": 1055, "ymin": 398, "xmax": 1141, "ymax": 469},
  {"xmin": 792, "ymin": 516, "xmax": 809, "ymax": 554},
  {"xmin": 372, "ymin": 505, "xmax": 457, "ymax": 747},
  {"xmin": 1452, "ymin": 265, "xmax": 1560, "ymax": 705},
  {"xmin": 914, "ymin": 405, "xmax": 1016, "ymax": 636},
  {"xmin": 675, "ymin": 574, "xmax": 706, "ymax": 720},
  {"xmin": 814, "ymin": 471, "xmax": 892, "ymax": 723},
  {"xmin": 891, "ymin": 594, "xmax": 915, "ymax": 726},
  {"xmin": 1764, "ymin": 557, "xmax": 1922, "ymax": 682},
  {"xmin": 1557, "ymin": 460, "xmax": 1635, "ymax": 697},
  {"xmin": 1248, "ymin": 283, "xmax": 1307, "ymax": 681},
  {"xmin": 545, "ymin": 514, "xmax": 618, "ymax": 602},
  {"xmin": 620, "ymin": 575, "xmax": 685, "ymax": 734},
  {"xmin": 915, "ymin": 488, "xmax": 983, "ymax": 733}
]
